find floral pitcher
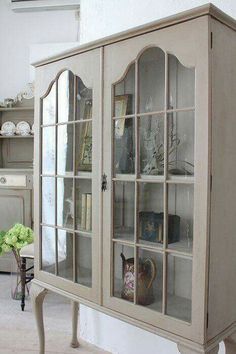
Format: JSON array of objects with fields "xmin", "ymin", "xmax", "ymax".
[{"xmin": 120, "ymin": 253, "xmax": 156, "ymax": 305}]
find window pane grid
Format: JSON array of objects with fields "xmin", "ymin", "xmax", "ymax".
[
  {"xmin": 40, "ymin": 223, "xmax": 74, "ymax": 232},
  {"xmin": 40, "ymin": 174, "xmax": 92, "ymax": 179},
  {"xmin": 136, "ymin": 107, "xmax": 195, "ymax": 118},
  {"xmin": 72, "ymin": 78, "xmax": 77, "ymax": 282},
  {"xmin": 113, "ymin": 106, "xmax": 195, "ymax": 121},
  {"xmin": 54, "ymin": 79, "xmax": 58, "ymax": 276},
  {"xmin": 40, "ymin": 118, "xmax": 93, "ymax": 128},
  {"xmin": 40, "ymin": 71, "xmax": 93, "ymax": 288},
  {"xmin": 112, "ymin": 114, "xmax": 134, "ymax": 120},
  {"xmin": 112, "ymin": 238, "xmax": 193, "ymax": 257},
  {"xmin": 112, "ymin": 50, "xmax": 194, "ymax": 322}
]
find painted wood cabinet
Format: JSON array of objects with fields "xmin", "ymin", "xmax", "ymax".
[
  {"xmin": 32, "ymin": 5, "xmax": 236, "ymax": 354},
  {"xmin": 0, "ymin": 99, "xmax": 34, "ymax": 272},
  {"xmin": 0, "ymin": 185, "xmax": 33, "ymax": 272}
]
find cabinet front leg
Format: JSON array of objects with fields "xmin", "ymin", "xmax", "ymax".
[
  {"xmin": 224, "ymin": 332, "xmax": 236, "ymax": 354},
  {"xmin": 71, "ymin": 301, "xmax": 79, "ymax": 348},
  {"xmin": 30, "ymin": 282, "xmax": 48, "ymax": 354},
  {"xmin": 177, "ymin": 343, "xmax": 219, "ymax": 354}
]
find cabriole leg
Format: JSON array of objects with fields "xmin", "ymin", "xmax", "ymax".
[
  {"xmin": 30, "ymin": 282, "xmax": 48, "ymax": 354},
  {"xmin": 177, "ymin": 343, "xmax": 219, "ymax": 354},
  {"xmin": 71, "ymin": 301, "xmax": 79, "ymax": 348},
  {"xmin": 224, "ymin": 332, "xmax": 236, "ymax": 354},
  {"xmin": 20, "ymin": 257, "xmax": 26, "ymax": 311}
]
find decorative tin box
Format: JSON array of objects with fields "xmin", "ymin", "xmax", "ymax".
[{"xmin": 139, "ymin": 211, "xmax": 180, "ymax": 244}]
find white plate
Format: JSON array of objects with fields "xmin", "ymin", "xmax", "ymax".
[
  {"xmin": 1, "ymin": 121, "xmax": 16, "ymax": 136},
  {"xmin": 16, "ymin": 121, "xmax": 31, "ymax": 136},
  {"xmin": 31, "ymin": 123, "xmax": 34, "ymax": 135}
]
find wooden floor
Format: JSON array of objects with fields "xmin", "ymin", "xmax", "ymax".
[{"xmin": 0, "ymin": 273, "xmax": 110, "ymax": 354}]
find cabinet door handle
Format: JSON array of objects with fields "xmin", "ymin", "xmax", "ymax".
[
  {"xmin": 101, "ymin": 174, "xmax": 107, "ymax": 192},
  {"xmin": 0, "ymin": 177, "xmax": 6, "ymax": 184}
]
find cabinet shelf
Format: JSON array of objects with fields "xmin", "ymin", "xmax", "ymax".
[
  {"xmin": 114, "ymin": 175, "xmax": 194, "ymax": 184},
  {"xmin": 41, "ymin": 223, "xmax": 92, "ymax": 237},
  {"xmin": 0, "ymin": 99, "xmax": 34, "ymax": 172},
  {"xmin": 76, "ymin": 172, "xmax": 92, "ymax": 179},
  {"xmin": 75, "ymin": 229, "xmax": 92, "ymax": 238},
  {"xmin": 114, "ymin": 286, "xmax": 191, "ymax": 323},
  {"xmin": 166, "ymin": 239, "xmax": 193, "ymax": 255},
  {"xmin": 167, "ymin": 176, "xmax": 194, "ymax": 184},
  {"xmin": 112, "ymin": 237, "xmax": 193, "ymax": 256},
  {"xmin": 0, "ymin": 135, "xmax": 34, "ymax": 139},
  {"xmin": 114, "ymin": 227, "xmax": 134, "ymax": 242},
  {"xmin": 165, "ymin": 295, "xmax": 192, "ymax": 323},
  {"xmin": 0, "ymin": 107, "xmax": 34, "ymax": 112},
  {"xmin": 0, "ymin": 168, "xmax": 33, "ymax": 172}
]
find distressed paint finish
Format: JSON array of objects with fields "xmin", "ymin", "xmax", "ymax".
[
  {"xmin": 71, "ymin": 301, "xmax": 79, "ymax": 348},
  {"xmin": 224, "ymin": 333, "xmax": 236, "ymax": 354},
  {"xmin": 30, "ymin": 282, "xmax": 48, "ymax": 354},
  {"xmin": 178, "ymin": 343, "xmax": 219, "ymax": 354},
  {"xmin": 33, "ymin": 5, "xmax": 236, "ymax": 354}
]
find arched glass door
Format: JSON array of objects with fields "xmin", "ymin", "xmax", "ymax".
[
  {"xmin": 38, "ymin": 47, "xmax": 102, "ymax": 303},
  {"xmin": 111, "ymin": 47, "xmax": 195, "ymax": 323}
]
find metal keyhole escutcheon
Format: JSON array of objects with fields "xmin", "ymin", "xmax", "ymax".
[{"xmin": 101, "ymin": 174, "xmax": 107, "ymax": 192}]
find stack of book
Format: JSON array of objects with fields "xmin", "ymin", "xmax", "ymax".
[{"xmin": 81, "ymin": 193, "xmax": 92, "ymax": 231}]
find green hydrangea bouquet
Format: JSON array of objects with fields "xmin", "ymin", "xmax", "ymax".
[
  {"xmin": 0, "ymin": 231, "xmax": 6, "ymax": 256},
  {"xmin": 0, "ymin": 224, "xmax": 34, "ymax": 269}
]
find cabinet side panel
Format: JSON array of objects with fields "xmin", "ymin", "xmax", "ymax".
[{"xmin": 208, "ymin": 18, "xmax": 236, "ymax": 340}]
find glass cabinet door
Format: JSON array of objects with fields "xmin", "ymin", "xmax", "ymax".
[
  {"xmin": 104, "ymin": 43, "xmax": 196, "ymax": 328},
  {"xmin": 39, "ymin": 50, "xmax": 101, "ymax": 302}
]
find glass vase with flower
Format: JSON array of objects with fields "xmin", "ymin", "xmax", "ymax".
[{"xmin": 0, "ymin": 224, "xmax": 34, "ymax": 300}]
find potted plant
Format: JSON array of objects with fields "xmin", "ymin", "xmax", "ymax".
[{"xmin": 0, "ymin": 224, "xmax": 34, "ymax": 299}]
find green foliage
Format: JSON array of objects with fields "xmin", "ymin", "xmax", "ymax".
[
  {"xmin": 0, "ymin": 231, "xmax": 6, "ymax": 256},
  {"xmin": 0, "ymin": 224, "xmax": 34, "ymax": 255}
]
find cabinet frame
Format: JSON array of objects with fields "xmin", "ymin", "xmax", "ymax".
[
  {"xmin": 34, "ymin": 48, "xmax": 103, "ymax": 304},
  {"xmin": 33, "ymin": 4, "xmax": 236, "ymax": 351},
  {"xmin": 102, "ymin": 16, "xmax": 210, "ymax": 343}
]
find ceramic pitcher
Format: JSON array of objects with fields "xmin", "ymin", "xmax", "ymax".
[{"xmin": 120, "ymin": 253, "xmax": 156, "ymax": 305}]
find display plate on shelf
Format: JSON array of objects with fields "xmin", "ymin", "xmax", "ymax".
[
  {"xmin": 1, "ymin": 121, "xmax": 16, "ymax": 136},
  {"xmin": 16, "ymin": 121, "xmax": 31, "ymax": 136}
]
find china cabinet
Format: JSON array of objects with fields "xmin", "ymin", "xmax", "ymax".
[{"xmin": 32, "ymin": 4, "xmax": 236, "ymax": 354}]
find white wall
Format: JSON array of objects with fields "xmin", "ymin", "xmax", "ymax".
[
  {"xmin": 79, "ymin": 1, "xmax": 236, "ymax": 353},
  {"xmin": 0, "ymin": 0, "xmax": 79, "ymax": 101},
  {"xmin": 80, "ymin": 306, "xmax": 226, "ymax": 354},
  {"xmin": 80, "ymin": 0, "xmax": 236, "ymax": 44}
]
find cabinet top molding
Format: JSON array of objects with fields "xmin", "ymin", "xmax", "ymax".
[{"xmin": 32, "ymin": 3, "xmax": 236, "ymax": 68}]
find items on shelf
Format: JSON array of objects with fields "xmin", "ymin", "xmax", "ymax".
[
  {"xmin": 16, "ymin": 121, "xmax": 31, "ymax": 136},
  {"xmin": 0, "ymin": 121, "xmax": 34, "ymax": 136},
  {"xmin": 65, "ymin": 197, "xmax": 74, "ymax": 224},
  {"xmin": 139, "ymin": 211, "xmax": 180, "ymax": 244},
  {"xmin": 3, "ymin": 98, "xmax": 14, "ymax": 108},
  {"xmin": 0, "ymin": 83, "xmax": 35, "ymax": 108},
  {"xmin": 120, "ymin": 252, "xmax": 156, "ymax": 305},
  {"xmin": 77, "ymin": 96, "xmax": 92, "ymax": 172},
  {"xmin": 0, "ymin": 121, "xmax": 16, "ymax": 136},
  {"xmin": 15, "ymin": 82, "xmax": 35, "ymax": 102},
  {"xmin": 140, "ymin": 105, "xmax": 194, "ymax": 176},
  {"xmin": 81, "ymin": 193, "xmax": 92, "ymax": 231},
  {"xmin": 114, "ymin": 94, "xmax": 134, "ymax": 174}
]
